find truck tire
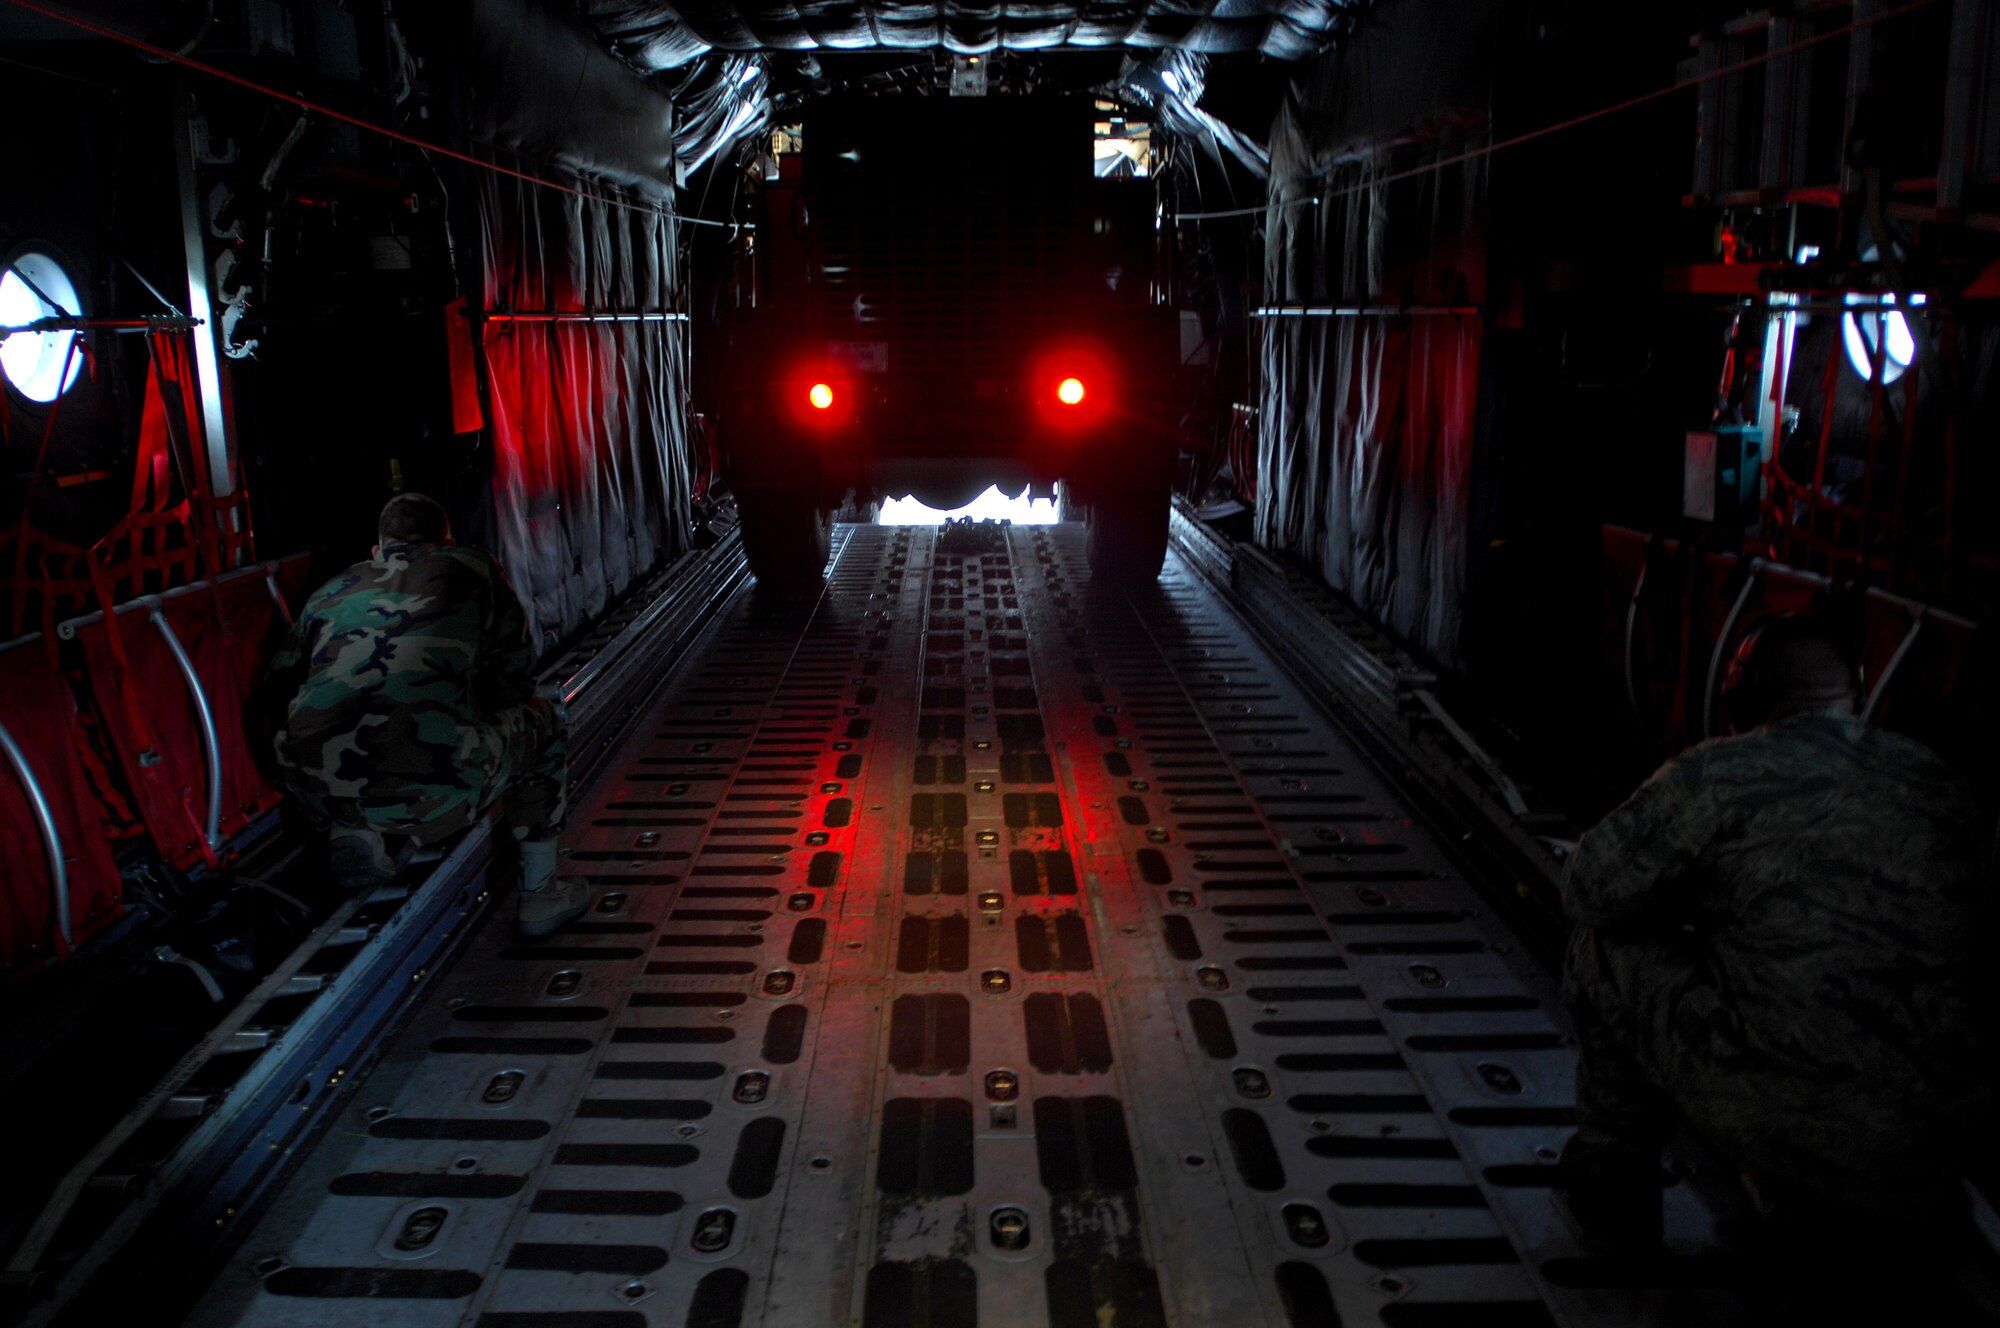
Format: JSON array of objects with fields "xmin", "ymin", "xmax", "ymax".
[
  {"xmin": 1056, "ymin": 481, "xmax": 1089, "ymax": 524},
  {"xmin": 739, "ymin": 491, "xmax": 832, "ymax": 587},
  {"xmin": 1085, "ymin": 482, "xmax": 1168, "ymax": 584},
  {"xmin": 833, "ymin": 490, "xmax": 881, "ymax": 524}
]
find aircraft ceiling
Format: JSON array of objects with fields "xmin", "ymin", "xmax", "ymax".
[{"xmin": 574, "ymin": 0, "xmax": 1366, "ymax": 73}]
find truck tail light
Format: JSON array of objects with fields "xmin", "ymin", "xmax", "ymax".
[
  {"xmin": 787, "ymin": 369, "xmax": 854, "ymax": 429},
  {"xmin": 1031, "ymin": 341, "xmax": 1115, "ymax": 431}
]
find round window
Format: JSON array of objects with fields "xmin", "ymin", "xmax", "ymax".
[
  {"xmin": 0, "ymin": 251, "xmax": 84, "ymax": 404},
  {"xmin": 1840, "ymin": 293, "xmax": 1919, "ymax": 386}
]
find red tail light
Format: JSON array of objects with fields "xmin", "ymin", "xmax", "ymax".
[
  {"xmin": 786, "ymin": 369, "xmax": 853, "ymax": 430},
  {"xmin": 1031, "ymin": 341, "xmax": 1115, "ymax": 431}
]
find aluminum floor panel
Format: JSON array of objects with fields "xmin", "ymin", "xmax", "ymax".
[{"xmin": 188, "ymin": 523, "xmax": 1750, "ymax": 1328}]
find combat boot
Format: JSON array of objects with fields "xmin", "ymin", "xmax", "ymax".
[
  {"xmin": 513, "ymin": 837, "xmax": 589, "ymax": 937},
  {"xmin": 1554, "ymin": 1133, "xmax": 1665, "ymax": 1251},
  {"xmin": 515, "ymin": 876, "xmax": 591, "ymax": 937}
]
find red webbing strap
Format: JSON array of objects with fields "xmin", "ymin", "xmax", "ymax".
[
  {"xmin": 82, "ymin": 556, "xmax": 216, "ymax": 869},
  {"xmin": 9, "ymin": 336, "xmax": 83, "ymax": 636},
  {"xmin": 75, "ymin": 337, "xmax": 218, "ymax": 867},
  {"xmin": 151, "ymin": 332, "xmax": 257, "ymax": 572},
  {"xmin": 135, "ymin": 335, "xmax": 175, "ymax": 517},
  {"xmin": 145, "ymin": 331, "xmax": 213, "ymax": 571},
  {"xmin": 62, "ymin": 644, "xmax": 144, "ymax": 842}
]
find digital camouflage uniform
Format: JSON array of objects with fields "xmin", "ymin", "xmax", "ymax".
[
  {"xmin": 1563, "ymin": 707, "xmax": 1990, "ymax": 1218},
  {"xmin": 266, "ymin": 540, "xmax": 564, "ymax": 879}
]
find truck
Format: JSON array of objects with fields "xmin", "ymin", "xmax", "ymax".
[{"xmin": 722, "ymin": 93, "xmax": 1179, "ymax": 584}]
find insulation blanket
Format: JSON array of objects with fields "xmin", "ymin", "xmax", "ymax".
[
  {"xmin": 477, "ymin": 178, "xmax": 693, "ymax": 655},
  {"xmin": 471, "ymin": 0, "xmax": 680, "ymax": 201},
  {"xmin": 1257, "ymin": 298, "xmax": 1481, "ymax": 665},
  {"xmin": 1256, "ymin": 0, "xmax": 1498, "ymax": 666}
]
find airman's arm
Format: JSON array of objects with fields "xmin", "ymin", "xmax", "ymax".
[{"xmin": 1563, "ymin": 749, "xmax": 1717, "ymax": 929}]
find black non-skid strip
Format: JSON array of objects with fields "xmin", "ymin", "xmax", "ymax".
[
  {"xmin": 876, "ymin": 1097, "xmax": 976, "ymax": 1196},
  {"xmin": 594, "ymin": 1060, "xmax": 726, "ymax": 1080},
  {"xmin": 762, "ymin": 1004, "xmax": 808, "ymax": 1063},
  {"xmin": 530, "ymin": 1189, "xmax": 684, "ymax": 1215},
  {"xmin": 369, "ymin": 1118, "xmax": 551, "ymax": 1141},
  {"xmin": 727, "ymin": 1117, "xmax": 787, "ymax": 1198},
  {"xmin": 609, "ymin": 1026, "xmax": 734, "ymax": 1044},
  {"xmin": 1033, "ymin": 1096, "xmax": 1138, "ymax": 1193},
  {"xmin": 328, "ymin": 1172, "xmax": 526, "ymax": 1198},
  {"xmin": 1023, "ymin": 992, "xmax": 1115, "ymax": 1074},
  {"xmin": 888, "ymin": 993, "xmax": 972, "ymax": 1073},
  {"xmin": 1043, "ymin": 1260, "xmax": 1166, "ymax": 1328},
  {"xmin": 551, "ymin": 1143, "xmax": 698, "ymax": 1168},
  {"xmin": 862, "ymin": 1259, "xmax": 979, "ymax": 1328},
  {"xmin": 686, "ymin": 1268, "xmax": 752, "ymax": 1328},
  {"xmin": 431, "ymin": 1036, "xmax": 595, "ymax": 1055},
  {"xmin": 1379, "ymin": 1305, "xmax": 1558, "ymax": 1327},
  {"xmin": 476, "ymin": 1313, "xmax": 646, "ymax": 1328},
  {"xmin": 1274, "ymin": 1262, "xmax": 1342, "ymax": 1327},
  {"xmin": 266, "ymin": 1267, "xmax": 483, "ymax": 1298},
  {"xmin": 504, "ymin": 1243, "xmax": 668, "ymax": 1273},
  {"xmin": 574, "ymin": 1098, "xmax": 712, "ymax": 1120},
  {"xmin": 1186, "ymin": 998, "xmax": 1237, "ymax": 1058}
]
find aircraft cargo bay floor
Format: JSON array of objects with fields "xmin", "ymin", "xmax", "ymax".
[{"xmin": 191, "ymin": 521, "xmax": 1750, "ymax": 1328}]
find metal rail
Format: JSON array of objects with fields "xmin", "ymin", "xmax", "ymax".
[
  {"xmin": 475, "ymin": 311, "xmax": 691, "ymax": 324},
  {"xmin": 142, "ymin": 597, "xmax": 224, "ymax": 853},
  {"xmin": 3, "ymin": 881, "xmax": 400, "ymax": 1288},
  {"xmin": 0, "ymin": 716, "xmax": 71, "ymax": 951},
  {"xmin": 1703, "ymin": 566, "xmax": 1762, "ymax": 740},
  {"xmin": 1862, "ymin": 607, "xmax": 1927, "ymax": 723},
  {"xmin": 45, "ymin": 556, "xmax": 308, "ymax": 859},
  {"xmin": 1165, "ymin": 499, "xmax": 1571, "ymax": 929},
  {"xmin": 53, "ymin": 556, "xmax": 306, "ymax": 638},
  {"xmin": 0, "ymin": 316, "xmax": 204, "ymax": 338},
  {"xmin": 1250, "ymin": 304, "xmax": 1482, "ymax": 318}
]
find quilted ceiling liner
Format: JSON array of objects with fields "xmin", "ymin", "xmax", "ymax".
[{"xmin": 575, "ymin": 0, "xmax": 1364, "ymax": 72}]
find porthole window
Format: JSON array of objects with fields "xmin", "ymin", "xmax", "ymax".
[
  {"xmin": 0, "ymin": 251, "xmax": 84, "ymax": 404},
  {"xmin": 1841, "ymin": 291, "xmax": 1922, "ymax": 386}
]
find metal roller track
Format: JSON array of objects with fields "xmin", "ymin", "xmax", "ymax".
[{"xmin": 179, "ymin": 522, "xmax": 1755, "ymax": 1328}]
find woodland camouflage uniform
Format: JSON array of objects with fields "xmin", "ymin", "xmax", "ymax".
[
  {"xmin": 266, "ymin": 540, "xmax": 564, "ymax": 875},
  {"xmin": 1563, "ymin": 707, "xmax": 1989, "ymax": 1216}
]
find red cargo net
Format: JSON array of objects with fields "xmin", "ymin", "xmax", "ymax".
[
  {"xmin": 66, "ymin": 557, "xmax": 310, "ymax": 874},
  {"xmin": 3, "ymin": 331, "xmax": 255, "ymax": 643}
]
